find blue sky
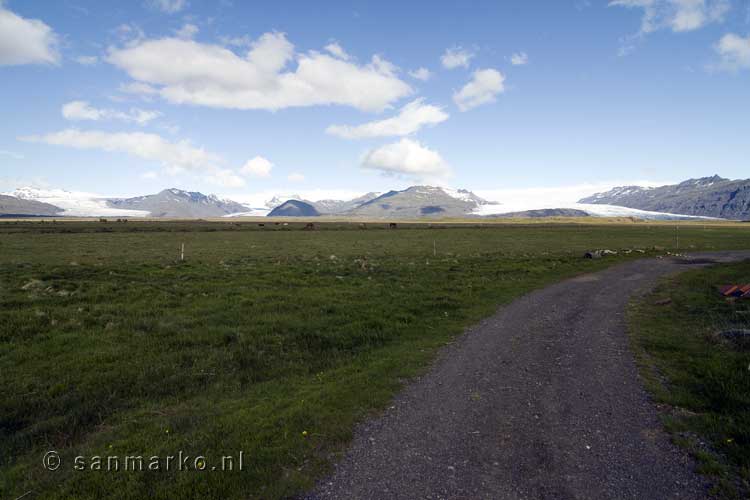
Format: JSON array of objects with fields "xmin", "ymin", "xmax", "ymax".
[{"xmin": 0, "ymin": 0, "xmax": 748, "ymax": 202}]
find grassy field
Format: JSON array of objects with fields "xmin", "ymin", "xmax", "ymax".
[
  {"xmin": 630, "ymin": 261, "xmax": 750, "ymax": 499},
  {"xmin": 2, "ymin": 220, "xmax": 750, "ymax": 499}
]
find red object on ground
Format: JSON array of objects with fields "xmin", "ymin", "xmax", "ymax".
[{"xmin": 719, "ymin": 284, "xmax": 750, "ymax": 298}]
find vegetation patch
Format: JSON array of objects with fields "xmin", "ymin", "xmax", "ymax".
[
  {"xmin": 629, "ymin": 261, "xmax": 750, "ymax": 498},
  {"xmin": 2, "ymin": 221, "xmax": 750, "ymax": 498}
]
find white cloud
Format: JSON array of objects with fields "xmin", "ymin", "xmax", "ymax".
[
  {"xmin": 408, "ymin": 67, "xmax": 432, "ymax": 81},
  {"xmin": 74, "ymin": 55, "xmax": 99, "ymax": 65},
  {"xmin": 240, "ymin": 156, "xmax": 273, "ymax": 177},
  {"xmin": 326, "ymin": 98, "xmax": 448, "ymax": 139},
  {"xmin": 62, "ymin": 101, "xmax": 162, "ymax": 125},
  {"xmin": 361, "ymin": 138, "xmax": 449, "ymax": 178},
  {"xmin": 453, "ymin": 69, "xmax": 505, "ymax": 111},
  {"xmin": 219, "ymin": 34, "xmax": 253, "ymax": 48},
  {"xmin": 147, "ymin": 0, "xmax": 187, "ymax": 14},
  {"xmin": 287, "ymin": 172, "xmax": 305, "ymax": 182},
  {"xmin": 610, "ymin": 0, "xmax": 730, "ymax": 53},
  {"xmin": 714, "ymin": 33, "xmax": 750, "ymax": 70},
  {"xmin": 107, "ymin": 32, "xmax": 412, "ymax": 112},
  {"xmin": 119, "ymin": 81, "xmax": 159, "ymax": 96},
  {"xmin": 140, "ymin": 170, "xmax": 158, "ymax": 180},
  {"xmin": 20, "ymin": 129, "xmax": 219, "ymax": 173},
  {"xmin": 324, "ymin": 42, "xmax": 350, "ymax": 60},
  {"xmin": 174, "ymin": 23, "xmax": 198, "ymax": 39},
  {"xmin": 441, "ymin": 46, "xmax": 474, "ymax": 69},
  {"xmin": 510, "ymin": 52, "xmax": 529, "ymax": 65},
  {"xmin": 0, "ymin": 4, "xmax": 59, "ymax": 66}
]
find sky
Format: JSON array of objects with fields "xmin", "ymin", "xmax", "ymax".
[{"xmin": 0, "ymin": 0, "xmax": 748, "ymax": 204}]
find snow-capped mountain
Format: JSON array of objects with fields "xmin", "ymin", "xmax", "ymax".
[
  {"xmin": 2, "ymin": 179, "xmax": 743, "ymax": 220},
  {"xmin": 347, "ymin": 186, "xmax": 490, "ymax": 217},
  {"xmin": 579, "ymin": 176, "xmax": 750, "ymax": 219},
  {"xmin": 107, "ymin": 189, "xmax": 250, "ymax": 218}
]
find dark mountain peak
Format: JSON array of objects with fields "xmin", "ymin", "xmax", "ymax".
[
  {"xmin": 267, "ymin": 199, "xmax": 320, "ymax": 217},
  {"xmin": 677, "ymin": 175, "xmax": 728, "ymax": 188}
]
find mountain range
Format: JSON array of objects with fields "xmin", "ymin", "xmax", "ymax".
[
  {"xmin": 2, "ymin": 176, "xmax": 748, "ymax": 220},
  {"xmin": 107, "ymin": 189, "xmax": 248, "ymax": 218},
  {"xmin": 579, "ymin": 176, "xmax": 750, "ymax": 220}
]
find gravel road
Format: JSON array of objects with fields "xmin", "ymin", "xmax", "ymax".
[{"xmin": 305, "ymin": 251, "xmax": 750, "ymax": 500}]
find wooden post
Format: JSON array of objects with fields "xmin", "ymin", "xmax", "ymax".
[
  {"xmin": 675, "ymin": 226, "xmax": 679, "ymax": 250},
  {"xmin": 433, "ymin": 240, "xmax": 437, "ymax": 257},
  {"xmin": 181, "ymin": 242, "xmax": 185, "ymax": 262}
]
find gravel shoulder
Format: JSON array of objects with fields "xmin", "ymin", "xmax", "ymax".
[{"xmin": 306, "ymin": 251, "xmax": 750, "ymax": 500}]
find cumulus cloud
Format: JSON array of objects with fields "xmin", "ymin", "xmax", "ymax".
[
  {"xmin": 361, "ymin": 138, "xmax": 449, "ymax": 178},
  {"xmin": 441, "ymin": 46, "xmax": 474, "ymax": 69},
  {"xmin": 326, "ymin": 98, "xmax": 448, "ymax": 139},
  {"xmin": 240, "ymin": 156, "xmax": 273, "ymax": 177},
  {"xmin": 610, "ymin": 0, "xmax": 730, "ymax": 53},
  {"xmin": 287, "ymin": 172, "xmax": 305, "ymax": 182},
  {"xmin": 408, "ymin": 67, "xmax": 432, "ymax": 81},
  {"xmin": 20, "ymin": 129, "xmax": 219, "ymax": 172},
  {"xmin": 0, "ymin": 4, "xmax": 60, "ymax": 65},
  {"xmin": 324, "ymin": 42, "xmax": 350, "ymax": 60},
  {"xmin": 62, "ymin": 101, "xmax": 162, "ymax": 125},
  {"xmin": 453, "ymin": 69, "xmax": 505, "ymax": 111},
  {"xmin": 147, "ymin": 0, "xmax": 187, "ymax": 14},
  {"xmin": 510, "ymin": 52, "xmax": 529, "ymax": 65},
  {"xmin": 714, "ymin": 33, "xmax": 750, "ymax": 70},
  {"xmin": 107, "ymin": 32, "xmax": 412, "ymax": 112}
]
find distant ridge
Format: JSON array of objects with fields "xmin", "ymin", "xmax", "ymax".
[
  {"xmin": 346, "ymin": 186, "xmax": 489, "ymax": 218},
  {"xmin": 0, "ymin": 194, "xmax": 61, "ymax": 216},
  {"xmin": 580, "ymin": 176, "xmax": 750, "ymax": 220},
  {"xmin": 107, "ymin": 188, "xmax": 249, "ymax": 218}
]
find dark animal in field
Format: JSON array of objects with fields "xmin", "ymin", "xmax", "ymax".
[
  {"xmin": 99, "ymin": 218, "xmax": 108, "ymax": 223},
  {"xmin": 389, "ymin": 223, "xmax": 398, "ymax": 229},
  {"xmin": 258, "ymin": 223, "xmax": 265, "ymax": 227},
  {"xmin": 304, "ymin": 223, "xmax": 316, "ymax": 230},
  {"xmin": 359, "ymin": 223, "xmax": 367, "ymax": 229}
]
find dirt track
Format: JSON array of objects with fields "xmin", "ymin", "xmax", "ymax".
[{"xmin": 306, "ymin": 251, "xmax": 750, "ymax": 500}]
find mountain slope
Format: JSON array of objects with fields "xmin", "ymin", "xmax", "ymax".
[
  {"xmin": 267, "ymin": 199, "xmax": 320, "ymax": 217},
  {"xmin": 0, "ymin": 194, "xmax": 62, "ymax": 216},
  {"xmin": 348, "ymin": 186, "xmax": 488, "ymax": 218},
  {"xmin": 107, "ymin": 189, "xmax": 249, "ymax": 218},
  {"xmin": 312, "ymin": 192, "xmax": 382, "ymax": 214},
  {"xmin": 579, "ymin": 176, "xmax": 750, "ymax": 220}
]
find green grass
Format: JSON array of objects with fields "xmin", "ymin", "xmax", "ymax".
[
  {"xmin": 629, "ymin": 261, "xmax": 750, "ymax": 498},
  {"xmin": 2, "ymin": 220, "xmax": 750, "ymax": 499}
]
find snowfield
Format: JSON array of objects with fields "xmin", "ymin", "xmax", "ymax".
[
  {"xmin": 6, "ymin": 187, "xmax": 150, "ymax": 217},
  {"xmin": 472, "ymin": 202, "xmax": 717, "ymax": 220}
]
